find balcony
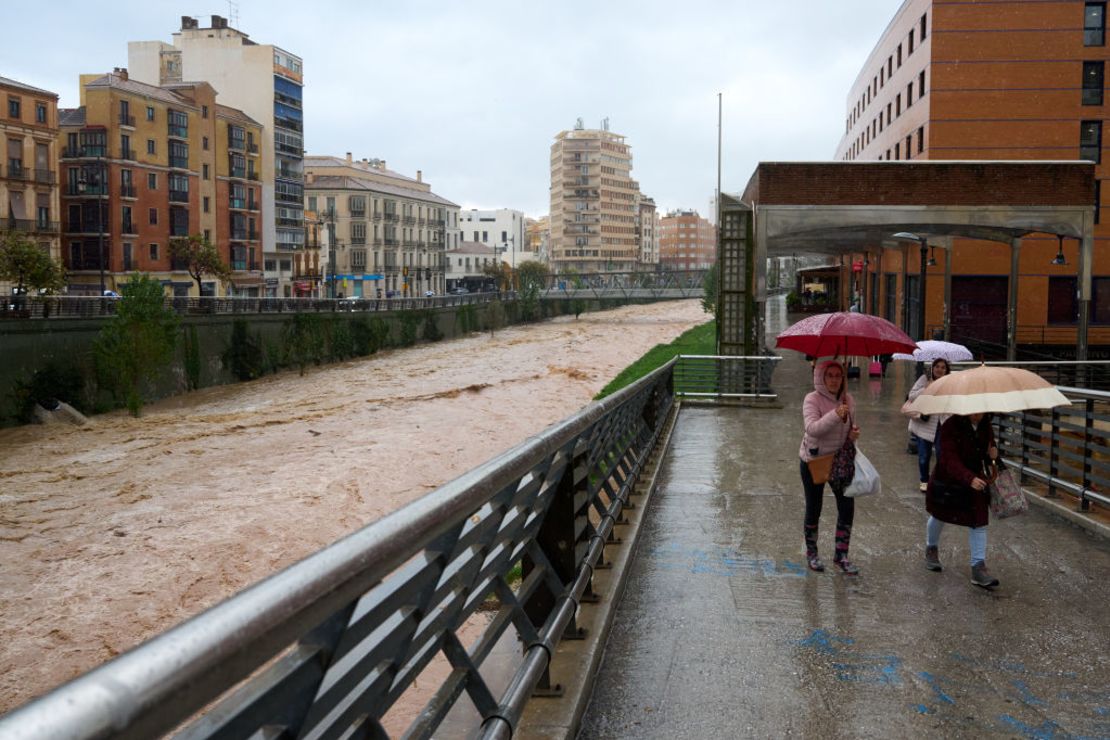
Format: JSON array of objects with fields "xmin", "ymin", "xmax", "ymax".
[
  {"xmin": 229, "ymin": 139, "xmax": 246, "ymax": 152},
  {"xmin": 169, "ymin": 189, "xmax": 189, "ymax": 204},
  {"xmin": 121, "ymin": 148, "xmax": 136, "ymax": 161},
  {"xmin": 231, "ymin": 260, "xmax": 260, "ymax": 271},
  {"xmin": 350, "ymin": 209, "xmax": 366, "ymax": 218},
  {"xmin": 275, "ymin": 141, "xmax": 299, "ymax": 155},
  {"xmin": 384, "ymin": 238, "xmax": 398, "ymax": 247},
  {"xmin": 5, "ymin": 161, "xmax": 26, "ymax": 181},
  {"xmin": 351, "ymin": 236, "xmax": 366, "ymax": 245},
  {"xmin": 32, "ymin": 169, "xmax": 56, "ymax": 185},
  {"xmin": 70, "ymin": 246, "xmax": 110, "ymax": 271},
  {"xmin": 402, "ymin": 216, "xmax": 416, "ymax": 225},
  {"xmin": 372, "ymin": 212, "xmax": 382, "ymax": 221},
  {"xmin": 121, "ymin": 221, "xmax": 138, "ymax": 235},
  {"xmin": 65, "ymin": 220, "xmax": 106, "ymax": 234},
  {"xmin": 169, "ymin": 156, "xmax": 189, "ymax": 170},
  {"xmin": 276, "ymin": 217, "xmax": 301, "ymax": 227},
  {"xmin": 230, "ymin": 229, "xmax": 249, "ymax": 241},
  {"xmin": 168, "ymin": 124, "xmax": 188, "ymax": 139},
  {"xmin": 248, "ymin": 199, "xmax": 259, "ymax": 211},
  {"xmin": 276, "ymin": 191, "xmax": 301, "ymax": 204},
  {"xmin": 119, "ymin": 113, "xmax": 136, "ymax": 128},
  {"xmin": 65, "ymin": 184, "xmax": 108, "ymax": 197},
  {"xmin": 120, "ymin": 184, "xmax": 137, "ymax": 198},
  {"xmin": 383, "ymin": 213, "xmax": 398, "ymax": 222},
  {"xmin": 7, "ymin": 218, "xmax": 59, "ymax": 233},
  {"xmin": 247, "ymin": 171, "xmax": 260, "ymax": 181},
  {"xmin": 248, "ymin": 143, "xmax": 260, "ymax": 154}
]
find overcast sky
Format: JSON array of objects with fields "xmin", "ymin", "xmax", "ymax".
[{"xmin": 4, "ymin": 1, "xmax": 900, "ymax": 217}]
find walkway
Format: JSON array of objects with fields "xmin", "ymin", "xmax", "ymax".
[{"xmin": 579, "ymin": 300, "xmax": 1110, "ymax": 738}]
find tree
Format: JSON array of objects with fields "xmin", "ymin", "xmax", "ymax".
[
  {"xmin": 94, "ymin": 273, "xmax": 179, "ymax": 416},
  {"xmin": 515, "ymin": 260, "xmax": 548, "ymax": 292},
  {"xmin": 169, "ymin": 234, "xmax": 231, "ymax": 296},
  {"xmin": 701, "ymin": 262, "xmax": 719, "ymax": 317},
  {"xmin": 0, "ymin": 230, "xmax": 65, "ymax": 298},
  {"xmin": 482, "ymin": 261, "xmax": 512, "ymax": 292}
]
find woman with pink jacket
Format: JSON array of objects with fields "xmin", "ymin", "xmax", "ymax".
[{"xmin": 798, "ymin": 360, "xmax": 862, "ymax": 574}]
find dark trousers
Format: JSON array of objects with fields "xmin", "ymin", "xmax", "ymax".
[{"xmin": 800, "ymin": 458, "xmax": 856, "ymax": 530}]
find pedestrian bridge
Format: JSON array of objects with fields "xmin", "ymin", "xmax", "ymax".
[{"xmin": 2, "ymin": 299, "xmax": 1108, "ymax": 739}]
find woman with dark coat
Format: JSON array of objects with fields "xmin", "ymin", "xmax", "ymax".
[{"xmin": 925, "ymin": 412, "xmax": 1000, "ymax": 588}]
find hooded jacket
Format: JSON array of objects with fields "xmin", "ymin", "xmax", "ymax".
[{"xmin": 799, "ymin": 360, "xmax": 856, "ymax": 462}]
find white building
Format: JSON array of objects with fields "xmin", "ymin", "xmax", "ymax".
[
  {"xmin": 457, "ymin": 208, "xmax": 529, "ymax": 268},
  {"xmin": 129, "ymin": 15, "xmax": 305, "ymax": 297},
  {"xmin": 444, "ymin": 241, "xmax": 499, "ymax": 293}
]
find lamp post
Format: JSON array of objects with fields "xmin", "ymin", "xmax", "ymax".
[{"xmin": 893, "ymin": 231, "xmax": 929, "ymax": 340}]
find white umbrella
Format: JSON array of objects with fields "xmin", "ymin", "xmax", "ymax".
[
  {"xmin": 892, "ymin": 340, "xmax": 974, "ymax": 363},
  {"xmin": 908, "ymin": 365, "xmax": 1070, "ymax": 415}
]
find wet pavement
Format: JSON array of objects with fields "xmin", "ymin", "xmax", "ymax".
[{"xmin": 579, "ymin": 300, "xmax": 1110, "ymax": 739}]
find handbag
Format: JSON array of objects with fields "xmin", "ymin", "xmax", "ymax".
[
  {"xmin": 844, "ymin": 450, "xmax": 880, "ymax": 497},
  {"xmin": 868, "ymin": 360, "xmax": 883, "ymax": 378},
  {"xmin": 989, "ymin": 466, "xmax": 1027, "ymax": 518},
  {"xmin": 807, "ymin": 454, "xmax": 834, "ymax": 484},
  {"xmin": 829, "ymin": 436, "xmax": 857, "ymax": 490},
  {"xmin": 901, "ymin": 399, "xmax": 922, "ymax": 420}
]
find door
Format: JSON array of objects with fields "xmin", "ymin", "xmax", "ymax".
[{"xmin": 950, "ymin": 276, "xmax": 1008, "ymax": 353}]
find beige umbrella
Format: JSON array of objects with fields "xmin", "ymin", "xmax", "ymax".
[{"xmin": 908, "ymin": 364, "xmax": 1071, "ymax": 416}]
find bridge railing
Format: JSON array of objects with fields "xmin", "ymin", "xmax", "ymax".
[
  {"xmin": 953, "ymin": 360, "xmax": 1110, "ymax": 392},
  {"xmin": 995, "ymin": 385, "xmax": 1110, "ymax": 512},
  {"xmin": 0, "ymin": 293, "xmax": 505, "ymax": 319},
  {"xmin": 674, "ymin": 354, "xmax": 782, "ymax": 401},
  {"xmin": 0, "ymin": 360, "xmax": 677, "ymax": 740}
]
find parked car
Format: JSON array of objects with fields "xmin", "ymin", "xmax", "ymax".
[
  {"xmin": 451, "ymin": 287, "xmax": 469, "ymax": 295},
  {"xmin": 424, "ymin": 290, "xmax": 436, "ymax": 297}
]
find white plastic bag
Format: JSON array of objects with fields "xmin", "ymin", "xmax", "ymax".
[{"xmin": 844, "ymin": 450, "xmax": 880, "ymax": 497}]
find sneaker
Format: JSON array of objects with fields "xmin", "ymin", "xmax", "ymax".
[
  {"xmin": 925, "ymin": 546, "xmax": 942, "ymax": 572},
  {"xmin": 971, "ymin": 562, "xmax": 999, "ymax": 589},
  {"xmin": 807, "ymin": 554, "xmax": 825, "ymax": 572},
  {"xmin": 919, "ymin": 482, "xmax": 928, "ymax": 493},
  {"xmin": 834, "ymin": 558, "xmax": 860, "ymax": 575}
]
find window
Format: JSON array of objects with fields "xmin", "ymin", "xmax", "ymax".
[
  {"xmin": 122, "ymin": 206, "xmax": 134, "ymax": 234},
  {"xmin": 265, "ymin": 259, "xmax": 276, "ymax": 272},
  {"xmin": 203, "ymin": 164, "xmax": 209, "ymax": 180},
  {"xmin": 905, "ymin": 135, "xmax": 913, "ymax": 159},
  {"xmin": 202, "ymin": 105, "xmax": 209, "ymax": 118},
  {"xmin": 308, "ymin": 196, "xmax": 317, "ymax": 212},
  {"xmin": 203, "ymin": 196, "xmax": 210, "ymax": 213},
  {"xmin": 909, "ymin": 29, "xmax": 915, "ymax": 55},
  {"xmin": 149, "ymin": 243, "xmax": 159, "ymax": 261},
  {"xmin": 895, "ymin": 142, "xmax": 901, "ymax": 160},
  {"xmin": 1048, "ymin": 277, "xmax": 1078, "ymax": 324},
  {"xmin": 887, "ymin": 102, "xmax": 892, "ymax": 125},
  {"xmin": 122, "ymin": 243, "xmax": 133, "ymax": 271},
  {"xmin": 917, "ymin": 126, "xmax": 925, "ymax": 154},
  {"xmin": 1083, "ymin": 61, "xmax": 1105, "ymax": 105},
  {"xmin": 146, "ymin": 106, "xmax": 155, "ymax": 121},
  {"xmin": 897, "ymin": 43, "xmax": 903, "ymax": 67},
  {"xmin": 35, "ymin": 103, "xmax": 46, "ymax": 124},
  {"xmin": 147, "ymin": 139, "xmax": 155, "ymax": 154},
  {"xmin": 202, "ymin": 136, "xmax": 209, "ymax": 151},
  {"xmin": 888, "ymin": 56, "xmax": 893, "ymax": 78},
  {"xmin": 149, "ymin": 208, "xmax": 157, "ymax": 225},
  {"xmin": 919, "ymin": 70, "xmax": 926, "ymax": 98},
  {"xmin": 921, "ymin": 12, "xmax": 928, "ymax": 40},
  {"xmin": 1098, "ymin": 179, "xmax": 1103, "ymax": 224},
  {"xmin": 8, "ymin": 97, "xmax": 20, "ymax": 118},
  {"xmin": 1086, "ymin": 3, "xmax": 1106, "ymax": 46},
  {"xmin": 1081, "ymin": 120, "xmax": 1103, "ymax": 162},
  {"xmin": 896, "ymin": 94, "xmax": 902, "ymax": 116},
  {"xmin": 907, "ymin": 83, "xmax": 913, "ymax": 107}
]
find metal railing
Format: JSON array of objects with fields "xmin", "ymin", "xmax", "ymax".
[
  {"xmin": 994, "ymin": 386, "xmax": 1110, "ymax": 512},
  {"xmin": 674, "ymin": 354, "xmax": 782, "ymax": 400},
  {"xmin": 0, "ymin": 360, "xmax": 677, "ymax": 739},
  {"xmin": 0, "ymin": 293, "xmax": 507, "ymax": 318},
  {"xmin": 953, "ymin": 360, "xmax": 1110, "ymax": 392}
]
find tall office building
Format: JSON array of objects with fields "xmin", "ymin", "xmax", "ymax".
[
  {"xmin": 549, "ymin": 120, "xmax": 646, "ymax": 274},
  {"xmin": 129, "ymin": 15, "xmax": 304, "ymax": 297},
  {"xmin": 835, "ymin": 1, "xmax": 1110, "ymax": 349},
  {"xmin": 1, "ymin": 77, "xmax": 61, "ymax": 296}
]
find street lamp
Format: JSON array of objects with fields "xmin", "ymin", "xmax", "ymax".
[
  {"xmin": 76, "ymin": 157, "xmax": 107, "ymax": 296},
  {"xmin": 893, "ymin": 231, "xmax": 929, "ymax": 340},
  {"xmin": 1051, "ymin": 234, "xmax": 1068, "ymax": 265}
]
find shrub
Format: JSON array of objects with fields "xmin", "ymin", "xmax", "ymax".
[
  {"xmin": 422, "ymin": 310, "xmax": 443, "ymax": 342},
  {"xmin": 223, "ymin": 319, "xmax": 267, "ymax": 380}
]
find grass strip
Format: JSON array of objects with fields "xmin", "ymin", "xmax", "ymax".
[{"xmin": 594, "ymin": 320, "xmax": 715, "ymax": 400}]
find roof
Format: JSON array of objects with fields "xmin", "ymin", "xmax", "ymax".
[
  {"xmin": 446, "ymin": 241, "xmax": 497, "ymax": 256},
  {"xmin": 58, "ymin": 108, "xmax": 87, "ymax": 127},
  {"xmin": 85, "ymin": 73, "xmax": 196, "ymax": 108},
  {"xmin": 0, "ymin": 76, "xmax": 58, "ymax": 97},
  {"xmin": 307, "ymin": 175, "xmax": 459, "ymax": 208},
  {"xmin": 214, "ymin": 103, "xmax": 262, "ymax": 127},
  {"xmin": 304, "ymin": 155, "xmax": 418, "ymax": 184}
]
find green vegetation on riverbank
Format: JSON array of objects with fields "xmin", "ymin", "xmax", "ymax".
[{"xmin": 595, "ymin": 320, "xmax": 715, "ymax": 400}]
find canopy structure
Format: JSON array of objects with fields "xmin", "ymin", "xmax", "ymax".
[{"xmin": 721, "ymin": 161, "xmax": 1097, "ymax": 360}]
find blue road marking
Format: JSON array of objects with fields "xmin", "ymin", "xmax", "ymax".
[{"xmin": 918, "ymin": 671, "xmax": 956, "ymax": 705}]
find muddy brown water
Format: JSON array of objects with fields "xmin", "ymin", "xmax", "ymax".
[{"xmin": 0, "ymin": 299, "xmax": 708, "ymax": 723}]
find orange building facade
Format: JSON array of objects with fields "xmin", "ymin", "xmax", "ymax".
[
  {"xmin": 834, "ymin": 0, "xmax": 1110, "ymax": 356},
  {"xmin": 659, "ymin": 209, "xmax": 716, "ymax": 272}
]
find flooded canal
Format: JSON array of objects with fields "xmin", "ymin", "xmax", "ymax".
[{"xmin": 0, "ymin": 299, "xmax": 707, "ymax": 714}]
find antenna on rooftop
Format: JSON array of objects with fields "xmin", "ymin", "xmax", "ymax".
[
  {"xmin": 574, "ymin": 117, "xmax": 584, "ymax": 130},
  {"xmin": 228, "ymin": 0, "xmax": 240, "ymax": 27},
  {"xmin": 601, "ymin": 117, "xmax": 609, "ymax": 131}
]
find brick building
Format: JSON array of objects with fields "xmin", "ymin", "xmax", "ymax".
[
  {"xmin": 659, "ymin": 209, "xmax": 716, "ymax": 272},
  {"xmin": 834, "ymin": 0, "xmax": 1110, "ymax": 355}
]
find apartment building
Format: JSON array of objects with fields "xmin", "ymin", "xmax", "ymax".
[
  {"xmin": 549, "ymin": 121, "xmax": 647, "ymax": 274},
  {"xmin": 525, "ymin": 215, "xmax": 550, "ymax": 264},
  {"xmin": 444, "ymin": 241, "xmax": 499, "ymax": 293},
  {"xmin": 637, "ymin": 195, "xmax": 659, "ymax": 268},
  {"xmin": 129, "ymin": 15, "xmax": 304, "ymax": 297},
  {"xmin": 58, "ymin": 70, "xmax": 261, "ymax": 296},
  {"xmin": 659, "ymin": 209, "xmax": 716, "ymax": 272},
  {"xmin": 1, "ymin": 77, "xmax": 61, "ymax": 295},
  {"xmin": 834, "ymin": 0, "xmax": 1110, "ymax": 352},
  {"xmin": 304, "ymin": 154, "xmax": 458, "ymax": 298},
  {"xmin": 457, "ymin": 208, "xmax": 526, "ymax": 266}
]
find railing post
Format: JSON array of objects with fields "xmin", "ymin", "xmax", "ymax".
[
  {"xmin": 1082, "ymin": 398, "xmax": 1094, "ymax": 511},
  {"xmin": 1049, "ymin": 407, "xmax": 1061, "ymax": 498},
  {"xmin": 523, "ymin": 440, "xmax": 590, "ymax": 691}
]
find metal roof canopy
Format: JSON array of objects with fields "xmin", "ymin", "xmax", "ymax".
[{"xmin": 732, "ymin": 161, "xmax": 1098, "ymax": 358}]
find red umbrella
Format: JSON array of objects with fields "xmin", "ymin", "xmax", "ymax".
[{"xmin": 775, "ymin": 312, "xmax": 918, "ymax": 357}]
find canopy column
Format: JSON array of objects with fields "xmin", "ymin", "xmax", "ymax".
[
  {"xmin": 943, "ymin": 246, "xmax": 952, "ymax": 341},
  {"xmin": 1079, "ymin": 233, "xmax": 1093, "ymax": 361},
  {"xmin": 1007, "ymin": 238, "xmax": 1021, "ymax": 361}
]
